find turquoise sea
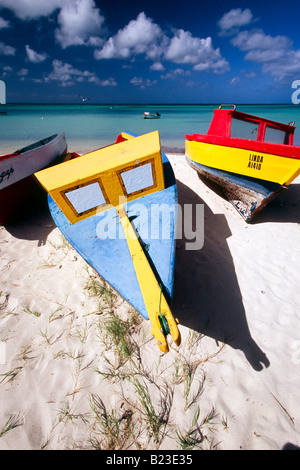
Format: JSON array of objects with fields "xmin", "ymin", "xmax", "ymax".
[{"xmin": 1, "ymin": 103, "xmax": 300, "ymax": 155}]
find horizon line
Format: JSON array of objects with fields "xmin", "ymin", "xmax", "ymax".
[{"xmin": 3, "ymin": 102, "xmax": 296, "ymax": 106}]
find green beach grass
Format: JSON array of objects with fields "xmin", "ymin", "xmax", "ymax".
[{"xmin": 0, "ymin": 226, "xmax": 225, "ymax": 450}]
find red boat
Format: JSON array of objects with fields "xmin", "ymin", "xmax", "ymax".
[
  {"xmin": 185, "ymin": 105, "xmax": 300, "ymax": 221},
  {"xmin": 0, "ymin": 132, "xmax": 67, "ymax": 224}
]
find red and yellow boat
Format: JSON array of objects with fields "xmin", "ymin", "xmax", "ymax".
[{"xmin": 185, "ymin": 105, "xmax": 300, "ymax": 221}]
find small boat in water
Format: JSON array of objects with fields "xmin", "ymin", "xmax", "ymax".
[
  {"xmin": 185, "ymin": 105, "xmax": 300, "ymax": 222},
  {"xmin": 143, "ymin": 111, "xmax": 161, "ymax": 119},
  {"xmin": 0, "ymin": 132, "xmax": 67, "ymax": 224},
  {"xmin": 35, "ymin": 131, "xmax": 181, "ymax": 353}
]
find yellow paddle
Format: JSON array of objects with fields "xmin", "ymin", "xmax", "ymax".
[{"xmin": 117, "ymin": 203, "xmax": 181, "ymax": 353}]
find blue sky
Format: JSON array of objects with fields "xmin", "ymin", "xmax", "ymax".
[{"xmin": 0, "ymin": 0, "xmax": 299, "ymax": 104}]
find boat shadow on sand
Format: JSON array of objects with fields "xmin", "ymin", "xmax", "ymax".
[
  {"xmin": 5, "ymin": 179, "xmax": 286, "ymax": 372},
  {"xmin": 254, "ymin": 182, "xmax": 300, "ymax": 224},
  {"xmin": 173, "ymin": 180, "xmax": 270, "ymax": 372},
  {"xmin": 4, "ymin": 189, "xmax": 54, "ymax": 246}
]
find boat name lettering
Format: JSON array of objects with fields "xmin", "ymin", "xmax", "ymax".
[
  {"xmin": 0, "ymin": 167, "xmax": 14, "ymax": 183},
  {"xmin": 247, "ymin": 154, "xmax": 263, "ymax": 170}
]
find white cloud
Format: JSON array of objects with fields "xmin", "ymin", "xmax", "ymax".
[
  {"xmin": 228, "ymin": 76, "xmax": 240, "ymax": 86},
  {"xmin": 150, "ymin": 62, "xmax": 165, "ymax": 71},
  {"xmin": 193, "ymin": 56, "xmax": 229, "ymax": 74},
  {"xmin": 25, "ymin": 45, "xmax": 48, "ymax": 63},
  {"xmin": 244, "ymin": 49, "xmax": 287, "ymax": 63},
  {"xmin": 262, "ymin": 50, "xmax": 300, "ymax": 81},
  {"xmin": 17, "ymin": 68, "xmax": 29, "ymax": 76},
  {"xmin": 230, "ymin": 26, "xmax": 300, "ymax": 82},
  {"xmin": 218, "ymin": 8, "xmax": 254, "ymax": 35},
  {"xmin": 0, "ymin": 41, "xmax": 15, "ymax": 55},
  {"xmin": 0, "ymin": 0, "xmax": 62, "ymax": 20},
  {"xmin": 0, "ymin": 16, "xmax": 9, "ymax": 28},
  {"xmin": 47, "ymin": 59, "xmax": 117, "ymax": 87},
  {"xmin": 48, "ymin": 59, "xmax": 95, "ymax": 85},
  {"xmin": 112, "ymin": 12, "xmax": 162, "ymax": 51},
  {"xmin": 231, "ymin": 29, "xmax": 292, "ymax": 54},
  {"xmin": 95, "ymin": 15, "xmax": 229, "ymax": 75},
  {"xmin": 130, "ymin": 76, "xmax": 157, "ymax": 88},
  {"xmin": 1, "ymin": 65, "xmax": 12, "ymax": 78},
  {"xmin": 164, "ymin": 30, "xmax": 230, "ymax": 74},
  {"xmin": 94, "ymin": 12, "xmax": 163, "ymax": 60},
  {"xmin": 55, "ymin": 0, "xmax": 105, "ymax": 48},
  {"xmin": 244, "ymin": 71, "xmax": 257, "ymax": 79},
  {"xmin": 86, "ymin": 36, "xmax": 104, "ymax": 48},
  {"xmin": 0, "ymin": 3, "xmax": 231, "ymax": 79},
  {"xmin": 88, "ymin": 76, "xmax": 117, "ymax": 86},
  {"xmin": 0, "ymin": 0, "xmax": 105, "ymax": 49},
  {"xmin": 97, "ymin": 77, "xmax": 117, "ymax": 87},
  {"xmin": 161, "ymin": 68, "xmax": 190, "ymax": 80}
]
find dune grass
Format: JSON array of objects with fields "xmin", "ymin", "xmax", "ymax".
[
  {"xmin": 0, "ymin": 250, "xmax": 225, "ymax": 450},
  {"xmin": 0, "ymin": 414, "xmax": 23, "ymax": 438}
]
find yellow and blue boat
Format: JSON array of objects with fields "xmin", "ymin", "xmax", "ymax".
[
  {"xmin": 35, "ymin": 131, "xmax": 181, "ymax": 353},
  {"xmin": 185, "ymin": 105, "xmax": 300, "ymax": 221}
]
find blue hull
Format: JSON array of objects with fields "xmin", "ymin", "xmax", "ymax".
[{"xmin": 48, "ymin": 155, "xmax": 177, "ymax": 319}]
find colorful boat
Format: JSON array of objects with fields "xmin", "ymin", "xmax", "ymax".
[
  {"xmin": 143, "ymin": 112, "xmax": 161, "ymax": 119},
  {"xmin": 185, "ymin": 105, "xmax": 300, "ymax": 222},
  {"xmin": 0, "ymin": 132, "xmax": 67, "ymax": 224},
  {"xmin": 35, "ymin": 131, "xmax": 181, "ymax": 353}
]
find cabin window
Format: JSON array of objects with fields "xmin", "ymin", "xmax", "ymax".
[
  {"xmin": 119, "ymin": 161, "xmax": 155, "ymax": 196},
  {"xmin": 64, "ymin": 181, "xmax": 107, "ymax": 215},
  {"xmin": 264, "ymin": 126, "xmax": 290, "ymax": 145},
  {"xmin": 230, "ymin": 118, "xmax": 259, "ymax": 140}
]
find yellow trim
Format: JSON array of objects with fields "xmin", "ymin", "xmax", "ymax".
[
  {"xmin": 35, "ymin": 131, "xmax": 165, "ymax": 224},
  {"xmin": 185, "ymin": 140, "xmax": 300, "ymax": 186},
  {"xmin": 60, "ymin": 178, "xmax": 110, "ymax": 219},
  {"xmin": 121, "ymin": 132, "xmax": 135, "ymax": 140},
  {"xmin": 117, "ymin": 204, "xmax": 181, "ymax": 353},
  {"xmin": 116, "ymin": 158, "xmax": 156, "ymax": 197}
]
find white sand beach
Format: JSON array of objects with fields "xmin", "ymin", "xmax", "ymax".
[{"xmin": 0, "ymin": 153, "xmax": 300, "ymax": 450}]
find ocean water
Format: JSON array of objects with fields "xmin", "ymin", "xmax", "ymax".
[{"xmin": 1, "ymin": 103, "xmax": 300, "ymax": 155}]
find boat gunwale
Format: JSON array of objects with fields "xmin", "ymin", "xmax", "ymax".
[
  {"xmin": 185, "ymin": 133, "xmax": 300, "ymax": 160},
  {"xmin": 0, "ymin": 132, "xmax": 62, "ymax": 163}
]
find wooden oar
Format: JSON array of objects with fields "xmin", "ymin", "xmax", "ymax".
[{"xmin": 117, "ymin": 203, "xmax": 181, "ymax": 353}]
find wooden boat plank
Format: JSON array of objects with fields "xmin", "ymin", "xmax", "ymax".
[{"xmin": 188, "ymin": 159, "xmax": 282, "ymax": 221}]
